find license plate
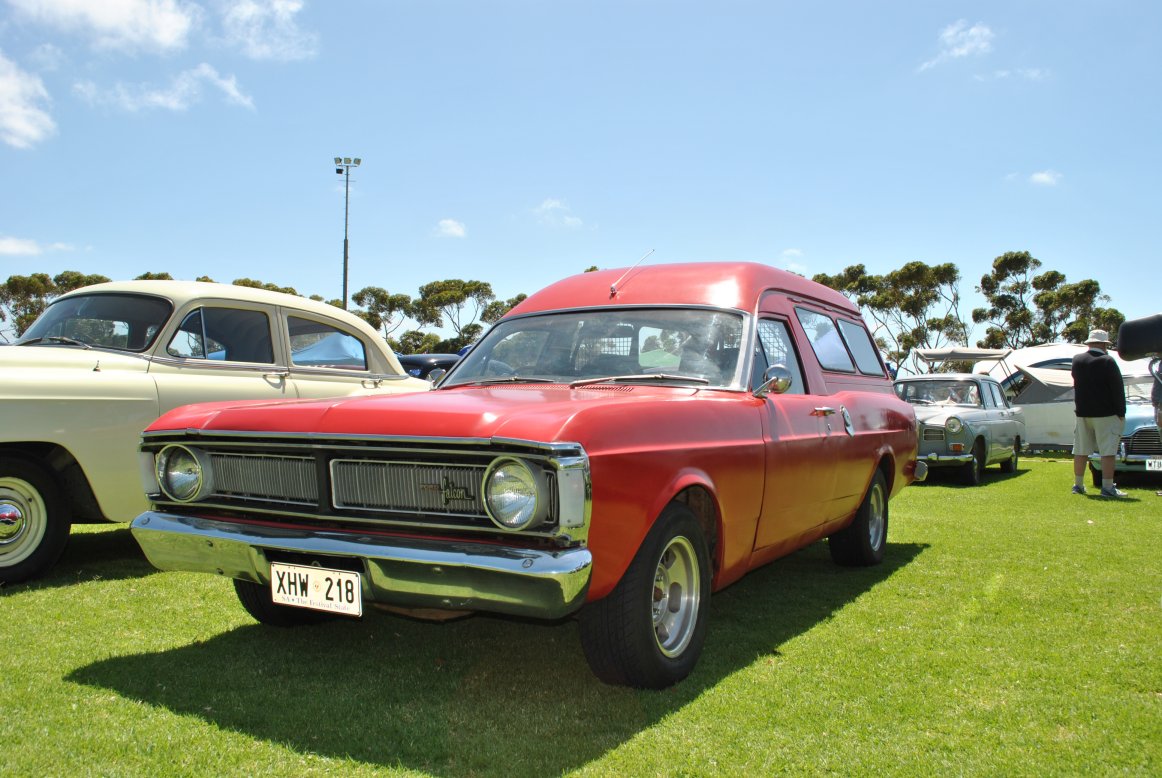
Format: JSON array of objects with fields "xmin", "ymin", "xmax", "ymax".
[
  {"xmin": 1147, "ymin": 458, "xmax": 1162, "ymax": 472},
  {"xmin": 270, "ymin": 562, "xmax": 362, "ymax": 616}
]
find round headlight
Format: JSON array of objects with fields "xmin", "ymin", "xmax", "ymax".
[
  {"xmin": 482, "ymin": 457, "xmax": 549, "ymax": 531},
  {"xmin": 156, "ymin": 445, "xmax": 212, "ymax": 502},
  {"xmin": 946, "ymin": 417, "xmax": 963, "ymax": 435}
]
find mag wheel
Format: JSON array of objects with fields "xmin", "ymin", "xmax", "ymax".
[
  {"xmin": 579, "ymin": 502, "xmax": 711, "ymax": 689},
  {"xmin": 829, "ymin": 470, "xmax": 888, "ymax": 567}
]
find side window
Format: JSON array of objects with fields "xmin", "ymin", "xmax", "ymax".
[
  {"xmin": 167, "ymin": 307, "xmax": 273, "ymax": 363},
  {"xmin": 988, "ymin": 382, "xmax": 1008, "ymax": 409},
  {"xmin": 795, "ymin": 308, "xmax": 855, "ymax": 373},
  {"xmin": 755, "ymin": 319, "xmax": 805, "ymax": 394},
  {"xmin": 288, "ymin": 316, "xmax": 368, "ymax": 370},
  {"xmin": 837, "ymin": 318, "xmax": 885, "ymax": 376}
]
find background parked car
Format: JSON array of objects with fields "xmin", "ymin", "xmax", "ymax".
[
  {"xmin": 0, "ymin": 280, "xmax": 429, "ymax": 583},
  {"xmin": 131, "ymin": 262, "xmax": 925, "ymax": 688},
  {"xmin": 894, "ymin": 373, "xmax": 1025, "ymax": 485},
  {"xmin": 397, "ymin": 353, "xmax": 460, "ymax": 380}
]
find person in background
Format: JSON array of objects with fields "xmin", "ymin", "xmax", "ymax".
[{"xmin": 1071, "ymin": 329, "xmax": 1127, "ymax": 498}]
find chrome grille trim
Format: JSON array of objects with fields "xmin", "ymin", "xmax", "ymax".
[
  {"xmin": 331, "ymin": 460, "xmax": 487, "ymax": 517},
  {"xmin": 1125, "ymin": 427, "xmax": 1162, "ymax": 456},
  {"xmin": 922, "ymin": 428, "xmax": 945, "ymax": 442},
  {"xmin": 207, "ymin": 452, "xmax": 317, "ymax": 505}
]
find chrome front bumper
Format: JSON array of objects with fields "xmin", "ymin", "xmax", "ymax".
[
  {"xmin": 922, "ymin": 452, "xmax": 975, "ymax": 466},
  {"xmin": 131, "ymin": 512, "xmax": 593, "ymax": 620}
]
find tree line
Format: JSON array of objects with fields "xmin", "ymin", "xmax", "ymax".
[{"xmin": 0, "ymin": 251, "xmax": 1122, "ymax": 370}]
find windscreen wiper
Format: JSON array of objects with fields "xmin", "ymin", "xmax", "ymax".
[
  {"xmin": 16, "ymin": 336, "xmax": 91, "ymax": 349},
  {"xmin": 570, "ymin": 373, "xmax": 710, "ymax": 388}
]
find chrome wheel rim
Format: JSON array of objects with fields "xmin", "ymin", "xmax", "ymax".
[
  {"xmin": 866, "ymin": 482, "xmax": 886, "ymax": 550},
  {"xmin": 0, "ymin": 476, "xmax": 47, "ymax": 567},
  {"xmin": 651, "ymin": 535, "xmax": 700, "ymax": 658}
]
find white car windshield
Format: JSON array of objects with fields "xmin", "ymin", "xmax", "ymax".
[
  {"xmin": 444, "ymin": 308, "xmax": 745, "ymax": 388},
  {"xmin": 16, "ymin": 293, "xmax": 172, "ymax": 352},
  {"xmin": 896, "ymin": 379, "xmax": 983, "ymax": 407}
]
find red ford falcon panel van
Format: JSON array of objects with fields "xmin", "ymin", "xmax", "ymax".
[{"xmin": 132, "ymin": 262, "xmax": 924, "ymax": 688}]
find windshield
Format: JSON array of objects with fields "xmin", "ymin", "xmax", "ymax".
[
  {"xmin": 443, "ymin": 308, "xmax": 746, "ymax": 388},
  {"xmin": 895, "ymin": 379, "xmax": 983, "ymax": 407},
  {"xmin": 1126, "ymin": 375, "xmax": 1155, "ymax": 404},
  {"xmin": 16, "ymin": 293, "xmax": 172, "ymax": 352}
]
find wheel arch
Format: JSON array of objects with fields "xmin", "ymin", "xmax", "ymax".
[{"xmin": 0, "ymin": 443, "xmax": 103, "ymax": 522}]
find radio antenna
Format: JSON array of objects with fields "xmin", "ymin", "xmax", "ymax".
[{"xmin": 610, "ymin": 248, "xmax": 655, "ymax": 297}]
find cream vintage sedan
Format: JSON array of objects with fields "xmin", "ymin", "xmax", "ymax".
[{"xmin": 0, "ymin": 280, "xmax": 429, "ymax": 583}]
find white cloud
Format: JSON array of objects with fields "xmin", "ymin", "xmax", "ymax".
[
  {"xmin": 1029, "ymin": 170, "xmax": 1062, "ymax": 186},
  {"xmin": 435, "ymin": 218, "xmax": 466, "ymax": 238},
  {"xmin": 976, "ymin": 68, "xmax": 1050, "ymax": 82},
  {"xmin": 74, "ymin": 62, "xmax": 253, "ymax": 111},
  {"xmin": 0, "ymin": 51, "xmax": 57, "ymax": 148},
  {"xmin": 7, "ymin": 0, "xmax": 201, "ymax": 54},
  {"xmin": 0, "ymin": 236, "xmax": 73, "ymax": 255},
  {"xmin": 220, "ymin": 0, "xmax": 317, "ymax": 61},
  {"xmin": 919, "ymin": 20, "xmax": 994, "ymax": 72},
  {"xmin": 535, "ymin": 198, "xmax": 583, "ymax": 229}
]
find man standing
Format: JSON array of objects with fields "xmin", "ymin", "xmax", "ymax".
[{"xmin": 1071, "ymin": 329, "xmax": 1127, "ymax": 497}]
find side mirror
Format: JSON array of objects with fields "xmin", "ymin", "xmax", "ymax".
[
  {"xmin": 754, "ymin": 364, "xmax": 793, "ymax": 398},
  {"xmin": 427, "ymin": 368, "xmax": 447, "ymax": 384}
]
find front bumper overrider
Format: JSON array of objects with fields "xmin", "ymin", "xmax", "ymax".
[{"xmin": 131, "ymin": 512, "xmax": 593, "ymax": 620}]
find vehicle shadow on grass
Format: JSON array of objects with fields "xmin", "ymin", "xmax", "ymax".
[
  {"xmin": 1, "ymin": 525, "xmax": 153, "ymax": 596},
  {"xmin": 67, "ymin": 541, "xmax": 926, "ymax": 777}
]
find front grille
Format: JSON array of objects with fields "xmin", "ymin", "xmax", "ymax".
[
  {"xmin": 922, "ymin": 427, "xmax": 945, "ymax": 442},
  {"xmin": 1125, "ymin": 426, "xmax": 1162, "ymax": 456},
  {"xmin": 209, "ymin": 452, "xmax": 317, "ymax": 505},
  {"xmin": 331, "ymin": 459, "xmax": 485, "ymax": 517},
  {"xmin": 145, "ymin": 433, "xmax": 586, "ymax": 539}
]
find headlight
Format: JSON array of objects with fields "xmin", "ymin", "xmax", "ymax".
[
  {"xmin": 155, "ymin": 445, "xmax": 213, "ymax": 502},
  {"xmin": 946, "ymin": 417, "xmax": 963, "ymax": 435},
  {"xmin": 482, "ymin": 457, "xmax": 549, "ymax": 531}
]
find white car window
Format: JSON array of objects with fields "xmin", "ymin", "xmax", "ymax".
[
  {"xmin": 288, "ymin": 316, "xmax": 368, "ymax": 371},
  {"xmin": 167, "ymin": 307, "xmax": 274, "ymax": 363}
]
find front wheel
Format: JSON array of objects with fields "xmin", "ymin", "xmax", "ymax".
[
  {"xmin": 829, "ymin": 470, "xmax": 888, "ymax": 566},
  {"xmin": 579, "ymin": 502, "xmax": 711, "ymax": 689},
  {"xmin": 960, "ymin": 440, "xmax": 985, "ymax": 486},
  {"xmin": 233, "ymin": 578, "xmax": 337, "ymax": 627},
  {"xmin": 0, "ymin": 458, "xmax": 70, "ymax": 584}
]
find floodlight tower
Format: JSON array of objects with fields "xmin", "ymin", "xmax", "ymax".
[{"xmin": 334, "ymin": 156, "xmax": 361, "ymax": 309}]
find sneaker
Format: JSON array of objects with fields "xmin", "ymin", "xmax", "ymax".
[
  {"xmin": 1099, "ymin": 486, "xmax": 1127, "ymax": 498},
  {"xmin": 1071, "ymin": 484, "xmax": 1086, "ymax": 495}
]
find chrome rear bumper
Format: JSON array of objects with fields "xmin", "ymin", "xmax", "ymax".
[{"xmin": 131, "ymin": 512, "xmax": 592, "ymax": 620}]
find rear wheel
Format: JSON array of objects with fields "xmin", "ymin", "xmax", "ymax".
[
  {"xmin": 1090, "ymin": 465, "xmax": 1103, "ymax": 489},
  {"xmin": 233, "ymin": 578, "xmax": 336, "ymax": 627},
  {"xmin": 829, "ymin": 470, "xmax": 888, "ymax": 566},
  {"xmin": 0, "ymin": 458, "xmax": 70, "ymax": 584},
  {"xmin": 999, "ymin": 438, "xmax": 1020, "ymax": 474},
  {"xmin": 579, "ymin": 502, "xmax": 711, "ymax": 689},
  {"xmin": 961, "ymin": 440, "xmax": 985, "ymax": 486}
]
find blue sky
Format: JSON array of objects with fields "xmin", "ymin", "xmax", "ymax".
[{"xmin": 1, "ymin": 1, "xmax": 1159, "ymax": 339}]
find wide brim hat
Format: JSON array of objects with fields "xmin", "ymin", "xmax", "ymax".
[{"xmin": 1084, "ymin": 328, "xmax": 1113, "ymax": 346}]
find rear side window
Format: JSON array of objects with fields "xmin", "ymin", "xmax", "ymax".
[
  {"xmin": 288, "ymin": 316, "xmax": 368, "ymax": 370},
  {"xmin": 168, "ymin": 307, "xmax": 274, "ymax": 363},
  {"xmin": 837, "ymin": 318, "xmax": 885, "ymax": 376},
  {"xmin": 795, "ymin": 308, "xmax": 854, "ymax": 372}
]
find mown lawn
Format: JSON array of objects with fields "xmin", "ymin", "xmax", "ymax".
[{"xmin": 2, "ymin": 456, "xmax": 1159, "ymax": 777}]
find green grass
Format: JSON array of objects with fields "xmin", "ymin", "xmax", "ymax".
[{"xmin": 2, "ymin": 456, "xmax": 1160, "ymax": 776}]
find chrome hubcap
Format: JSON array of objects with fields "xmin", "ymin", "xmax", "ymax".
[
  {"xmin": 651, "ymin": 535, "xmax": 700, "ymax": 658},
  {"xmin": 0, "ymin": 477, "xmax": 47, "ymax": 566}
]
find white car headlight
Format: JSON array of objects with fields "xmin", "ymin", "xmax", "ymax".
[
  {"xmin": 946, "ymin": 417, "xmax": 963, "ymax": 435},
  {"xmin": 482, "ymin": 457, "xmax": 549, "ymax": 531},
  {"xmin": 155, "ymin": 445, "xmax": 213, "ymax": 502}
]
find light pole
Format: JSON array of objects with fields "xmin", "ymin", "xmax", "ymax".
[{"xmin": 334, "ymin": 156, "xmax": 361, "ymax": 309}]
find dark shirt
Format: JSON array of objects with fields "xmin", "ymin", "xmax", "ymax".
[
  {"xmin": 1072, "ymin": 348, "xmax": 1126, "ymax": 418},
  {"xmin": 1152, "ymin": 358, "xmax": 1161, "ymax": 406}
]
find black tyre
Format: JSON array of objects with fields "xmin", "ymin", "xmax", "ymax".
[
  {"xmin": 233, "ymin": 578, "xmax": 336, "ymax": 627},
  {"xmin": 961, "ymin": 440, "xmax": 985, "ymax": 486},
  {"xmin": 579, "ymin": 502, "xmax": 711, "ymax": 689},
  {"xmin": 829, "ymin": 470, "xmax": 888, "ymax": 567},
  {"xmin": 999, "ymin": 439, "xmax": 1020, "ymax": 474},
  {"xmin": 1090, "ymin": 465, "xmax": 1103, "ymax": 489},
  {"xmin": 0, "ymin": 457, "xmax": 70, "ymax": 584}
]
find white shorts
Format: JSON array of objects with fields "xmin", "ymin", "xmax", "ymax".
[{"xmin": 1073, "ymin": 416, "xmax": 1123, "ymax": 458}]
